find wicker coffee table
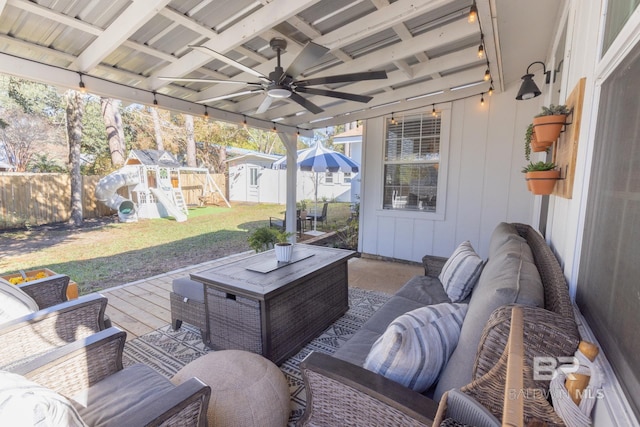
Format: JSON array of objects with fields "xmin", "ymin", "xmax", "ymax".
[{"xmin": 190, "ymin": 245, "xmax": 355, "ymax": 365}]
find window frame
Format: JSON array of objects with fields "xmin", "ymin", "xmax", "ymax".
[
  {"xmin": 380, "ymin": 109, "xmax": 450, "ymax": 220},
  {"xmin": 249, "ymin": 166, "xmax": 259, "ymax": 187}
]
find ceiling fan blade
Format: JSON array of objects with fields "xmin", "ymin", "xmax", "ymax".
[
  {"xmin": 158, "ymin": 77, "xmax": 260, "ymax": 85},
  {"xmin": 285, "ymin": 42, "xmax": 330, "ymax": 79},
  {"xmin": 255, "ymin": 96, "xmax": 274, "ymax": 114},
  {"xmin": 199, "ymin": 89, "xmax": 263, "ymax": 103},
  {"xmin": 288, "ymin": 92, "xmax": 324, "ymax": 114},
  {"xmin": 295, "ymin": 86, "xmax": 373, "ymax": 103},
  {"xmin": 189, "ymin": 45, "xmax": 270, "ymax": 83},
  {"xmin": 296, "ymin": 70, "xmax": 388, "ymax": 86}
]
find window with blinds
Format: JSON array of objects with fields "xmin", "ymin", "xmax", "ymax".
[
  {"xmin": 578, "ymin": 38, "xmax": 640, "ymax": 419},
  {"xmin": 383, "ymin": 113, "xmax": 441, "ymax": 211}
]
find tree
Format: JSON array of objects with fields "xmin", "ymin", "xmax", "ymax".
[
  {"xmin": 66, "ymin": 90, "xmax": 84, "ymax": 226},
  {"xmin": 101, "ymin": 98, "xmax": 126, "ymax": 167},
  {"xmin": 151, "ymin": 107, "xmax": 164, "ymax": 150},
  {"xmin": 184, "ymin": 114, "xmax": 196, "ymax": 167},
  {"xmin": 0, "ymin": 106, "xmax": 56, "ymax": 171}
]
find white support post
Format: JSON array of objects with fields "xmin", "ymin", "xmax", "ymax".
[{"xmin": 278, "ymin": 132, "xmax": 298, "ymax": 243}]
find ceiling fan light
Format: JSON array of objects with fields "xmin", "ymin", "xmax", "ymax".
[{"xmin": 267, "ymin": 87, "xmax": 292, "ymax": 98}]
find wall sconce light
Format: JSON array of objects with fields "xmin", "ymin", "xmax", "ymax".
[
  {"xmin": 516, "ymin": 61, "xmax": 549, "ymax": 100},
  {"xmin": 78, "ymin": 73, "xmax": 86, "ymax": 93}
]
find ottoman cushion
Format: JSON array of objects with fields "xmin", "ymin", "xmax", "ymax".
[
  {"xmin": 171, "ymin": 350, "xmax": 290, "ymax": 427},
  {"xmin": 172, "ymin": 277, "xmax": 204, "ymax": 303}
]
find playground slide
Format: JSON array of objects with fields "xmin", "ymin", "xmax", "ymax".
[
  {"xmin": 95, "ymin": 168, "xmax": 139, "ymax": 222},
  {"xmin": 150, "ymin": 187, "xmax": 187, "ymax": 222}
]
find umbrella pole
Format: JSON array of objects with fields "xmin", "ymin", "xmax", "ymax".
[{"xmin": 314, "ymin": 172, "xmax": 318, "ymax": 232}]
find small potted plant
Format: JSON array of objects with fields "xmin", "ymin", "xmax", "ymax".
[
  {"xmin": 273, "ymin": 229, "xmax": 294, "ymax": 263},
  {"xmin": 248, "ymin": 226, "xmax": 279, "ymax": 253},
  {"xmin": 532, "ymin": 104, "xmax": 571, "ymax": 145},
  {"xmin": 524, "ymin": 124, "xmax": 547, "ymax": 160},
  {"xmin": 522, "ymin": 161, "xmax": 561, "ymax": 195}
]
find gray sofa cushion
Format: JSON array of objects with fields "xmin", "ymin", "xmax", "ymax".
[
  {"xmin": 71, "ymin": 364, "xmax": 174, "ymax": 427},
  {"xmin": 488, "ymin": 222, "xmax": 527, "ymax": 257},
  {"xmin": 173, "ymin": 277, "xmax": 205, "ymax": 303},
  {"xmin": 333, "ymin": 276, "xmax": 452, "ymax": 366},
  {"xmin": 434, "ymin": 234, "xmax": 544, "ymax": 399}
]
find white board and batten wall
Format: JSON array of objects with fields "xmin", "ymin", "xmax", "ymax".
[{"xmin": 359, "ymin": 82, "xmax": 540, "ymax": 263}]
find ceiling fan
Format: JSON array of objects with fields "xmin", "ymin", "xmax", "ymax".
[{"xmin": 159, "ymin": 38, "xmax": 387, "ymax": 114}]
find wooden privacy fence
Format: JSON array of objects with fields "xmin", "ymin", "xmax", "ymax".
[{"xmin": 0, "ymin": 172, "xmax": 226, "ymax": 230}]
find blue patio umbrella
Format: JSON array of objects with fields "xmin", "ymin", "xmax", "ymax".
[{"xmin": 273, "ymin": 142, "xmax": 359, "ymax": 234}]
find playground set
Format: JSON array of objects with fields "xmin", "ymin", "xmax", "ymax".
[{"xmin": 95, "ymin": 149, "xmax": 228, "ymax": 222}]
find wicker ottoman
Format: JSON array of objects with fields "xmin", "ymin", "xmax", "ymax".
[
  {"xmin": 170, "ymin": 277, "xmax": 206, "ymax": 339},
  {"xmin": 171, "ymin": 350, "xmax": 290, "ymax": 427}
]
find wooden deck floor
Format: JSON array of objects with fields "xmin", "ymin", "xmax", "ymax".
[{"xmin": 101, "ymin": 251, "xmax": 423, "ymax": 341}]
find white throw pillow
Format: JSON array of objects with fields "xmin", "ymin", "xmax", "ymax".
[
  {"xmin": 0, "ymin": 278, "xmax": 39, "ymax": 325},
  {"xmin": 0, "ymin": 370, "xmax": 87, "ymax": 426},
  {"xmin": 363, "ymin": 303, "xmax": 468, "ymax": 392},
  {"xmin": 439, "ymin": 241, "xmax": 484, "ymax": 302}
]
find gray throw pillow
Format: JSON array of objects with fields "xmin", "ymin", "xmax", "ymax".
[{"xmin": 439, "ymin": 241, "xmax": 484, "ymax": 302}]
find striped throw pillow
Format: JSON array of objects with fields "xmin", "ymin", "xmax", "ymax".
[
  {"xmin": 363, "ymin": 303, "xmax": 468, "ymax": 392},
  {"xmin": 439, "ymin": 241, "xmax": 484, "ymax": 302}
]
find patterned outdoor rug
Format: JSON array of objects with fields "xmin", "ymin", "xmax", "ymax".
[{"xmin": 123, "ymin": 287, "xmax": 391, "ymax": 426}]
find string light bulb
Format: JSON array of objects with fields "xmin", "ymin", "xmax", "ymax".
[
  {"xmin": 488, "ymin": 82, "xmax": 494, "ymax": 96},
  {"xmin": 480, "ymin": 92, "xmax": 485, "ymax": 106},
  {"xmin": 477, "ymin": 35, "xmax": 484, "ymax": 58},
  {"xmin": 272, "ymin": 122, "xmax": 277, "ymax": 133},
  {"xmin": 78, "ymin": 73, "xmax": 86, "ymax": 93},
  {"xmin": 432, "ymin": 105, "xmax": 437, "ymax": 117},
  {"xmin": 484, "ymin": 66, "xmax": 491, "ymax": 81},
  {"xmin": 203, "ymin": 106, "xmax": 209, "ymax": 119},
  {"xmin": 390, "ymin": 113, "xmax": 397, "ymax": 125},
  {"xmin": 296, "ymin": 128, "xmax": 300, "ymax": 136},
  {"xmin": 152, "ymin": 92, "xmax": 158, "ymax": 106},
  {"xmin": 468, "ymin": 1, "xmax": 478, "ymax": 24},
  {"xmin": 242, "ymin": 115, "xmax": 248, "ymax": 128}
]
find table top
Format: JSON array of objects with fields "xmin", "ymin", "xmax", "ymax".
[{"xmin": 191, "ymin": 245, "xmax": 355, "ymax": 299}]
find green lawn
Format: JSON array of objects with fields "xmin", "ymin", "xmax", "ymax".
[{"xmin": 0, "ymin": 202, "xmax": 353, "ymax": 294}]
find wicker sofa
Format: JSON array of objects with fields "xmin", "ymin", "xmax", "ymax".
[{"xmin": 299, "ymin": 222, "xmax": 580, "ymax": 426}]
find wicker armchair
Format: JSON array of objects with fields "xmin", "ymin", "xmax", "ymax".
[
  {"xmin": 0, "ymin": 294, "xmax": 109, "ymax": 370},
  {"xmin": 16, "ymin": 273, "xmax": 71, "ymax": 309},
  {"xmin": 12, "ymin": 327, "xmax": 211, "ymax": 427}
]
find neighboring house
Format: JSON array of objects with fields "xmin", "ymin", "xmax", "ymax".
[
  {"xmin": 0, "ymin": 142, "xmax": 14, "ymax": 171},
  {"xmin": 226, "ymin": 148, "xmax": 355, "ymax": 204}
]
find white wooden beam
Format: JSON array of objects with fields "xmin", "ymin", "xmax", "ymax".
[
  {"xmin": 147, "ymin": 0, "xmax": 322, "ymax": 90},
  {"xmin": 8, "ymin": 0, "xmax": 101, "ymax": 35},
  {"xmin": 287, "ymin": 66, "xmax": 487, "ymax": 127},
  {"xmin": 72, "ymin": 0, "xmax": 172, "ymax": 73},
  {"xmin": 314, "ymin": 0, "xmax": 452, "ymax": 49},
  {"xmin": 0, "ymin": 52, "xmax": 312, "ymax": 136}
]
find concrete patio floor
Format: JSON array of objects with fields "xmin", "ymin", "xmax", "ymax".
[{"xmin": 101, "ymin": 250, "xmax": 423, "ymax": 341}]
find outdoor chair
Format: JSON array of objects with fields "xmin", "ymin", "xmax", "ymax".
[
  {"xmin": 9, "ymin": 327, "xmax": 211, "ymax": 427},
  {"xmin": 9, "ymin": 273, "xmax": 71, "ymax": 309},
  {"xmin": 307, "ymin": 202, "xmax": 328, "ymax": 229},
  {"xmin": 0, "ymin": 292, "xmax": 109, "ymax": 370},
  {"xmin": 269, "ymin": 209, "xmax": 303, "ymax": 236}
]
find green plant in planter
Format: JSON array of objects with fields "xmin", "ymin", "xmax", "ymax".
[
  {"xmin": 524, "ymin": 123, "xmax": 533, "ymax": 161},
  {"xmin": 247, "ymin": 227, "xmax": 279, "ymax": 252},
  {"xmin": 296, "ymin": 200, "xmax": 308, "ymax": 211},
  {"xmin": 535, "ymin": 104, "xmax": 571, "ymax": 117},
  {"xmin": 274, "ymin": 229, "xmax": 294, "ymax": 244},
  {"xmin": 522, "ymin": 161, "xmax": 557, "ymax": 173}
]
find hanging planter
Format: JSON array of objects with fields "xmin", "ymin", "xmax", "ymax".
[
  {"xmin": 532, "ymin": 104, "xmax": 571, "ymax": 144},
  {"xmin": 522, "ymin": 162, "xmax": 561, "ymax": 195},
  {"xmin": 531, "ymin": 130, "xmax": 550, "ymax": 152}
]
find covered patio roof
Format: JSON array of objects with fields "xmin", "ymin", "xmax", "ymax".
[{"xmin": 0, "ymin": 0, "xmax": 562, "ymax": 133}]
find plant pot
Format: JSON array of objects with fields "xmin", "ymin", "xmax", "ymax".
[
  {"xmin": 526, "ymin": 170, "xmax": 561, "ymax": 195},
  {"xmin": 275, "ymin": 242, "xmax": 293, "ymax": 262},
  {"xmin": 532, "ymin": 114, "xmax": 567, "ymax": 144},
  {"xmin": 530, "ymin": 131, "xmax": 551, "ymax": 152},
  {"xmin": 525, "ymin": 172, "xmax": 533, "ymax": 191}
]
